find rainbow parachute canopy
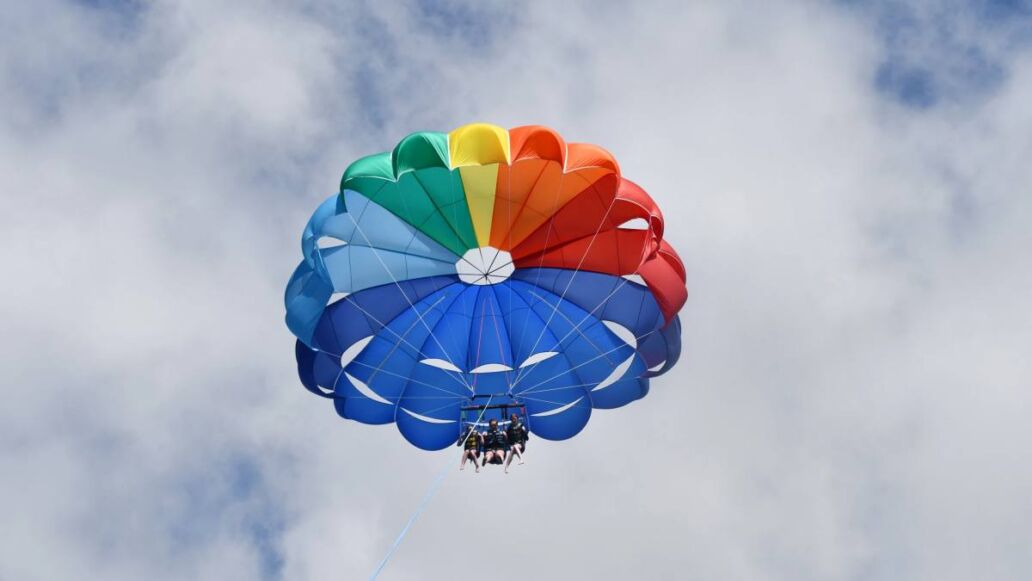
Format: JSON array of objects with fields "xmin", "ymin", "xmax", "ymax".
[{"xmin": 285, "ymin": 124, "xmax": 687, "ymax": 450}]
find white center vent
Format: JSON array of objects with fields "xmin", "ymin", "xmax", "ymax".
[{"xmin": 456, "ymin": 246, "xmax": 514, "ymax": 285}]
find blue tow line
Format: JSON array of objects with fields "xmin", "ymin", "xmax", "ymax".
[
  {"xmin": 367, "ymin": 460, "xmax": 452, "ymax": 580},
  {"xmin": 369, "ymin": 397, "xmax": 493, "ymax": 580}
]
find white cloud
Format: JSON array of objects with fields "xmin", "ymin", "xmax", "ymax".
[{"xmin": 1, "ymin": 1, "xmax": 1031, "ymax": 580}]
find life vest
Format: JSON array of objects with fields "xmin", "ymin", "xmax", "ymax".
[
  {"xmin": 508, "ymin": 422, "xmax": 527, "ymax": 444},
  {"xmin": 484, "ymin": 428, "xmax": 505, "ymax": 449},
  {"xmin": 464, "ymin": 432, "xmax": 479, "ymax": 450}
]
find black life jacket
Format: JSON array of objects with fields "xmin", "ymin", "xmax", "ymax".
[
  {"xmin": 464, "ymin": 431, "xmax": 479, "ymax": 450},
  {"xmin": 508, "ymin": 422, "xmax": 526, "ymax": 443},
  {"xmin": 484, "ymin": 428, "xmax": 505, "ymax": 448}
]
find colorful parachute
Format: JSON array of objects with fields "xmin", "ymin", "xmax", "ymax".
[{"xmin": 285, "ymin": 124, "xmax": 686, "ymax": 450}]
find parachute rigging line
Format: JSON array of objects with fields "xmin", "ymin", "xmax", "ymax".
[
  {"xmin": 511, "ymin": 209, "xmax": 652, "ymax": 389},
  {"xmin": 347, "ymin": 212, "xmax": 473, "ymax": 393}
]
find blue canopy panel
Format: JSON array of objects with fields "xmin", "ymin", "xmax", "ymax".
[
  {"xmin": 293, "ymin": 276, "xmax": 461, "ymax": 397},
  {"xmin": 512, "ymin": 269, "xmax": 679, "ymax": 375},
  {"xmin": 467, "ymin": 287, "xmax": 514, "ymax": 371},
  {"xmin": 644, "ymin": 316, "xmax": 682, "ymax": 378},
  {"xmin": 340, "ymin": 283, "xmax": 468, "ymax": 426},
  {"xmin": 285, "ymin": 262, "xmax": 334, "ymax": 345},
  {"xmin": 284, "ymin": 192, "xmax": 459, "ymax": 344},
  {"xmin": 508, "ymin": 280, "xmax": 646, "ymax": 428},
  {"xmin": 293, "ymin": 270, "xmax": 683, "ymax": 451},
  {"xmin": 295, "ymin": 339, "xmax": 323, "ymax": 397},
  {"xmin": 399, "ymin": 286, "xmax": 516, "ymax": 450},
  {"xmin": 311, "ymin": 276, "xmax": 456, "ymax": 353},
  {"xmin": 491, "ymin": 284, "xmax": 589, "ymax": 440}
]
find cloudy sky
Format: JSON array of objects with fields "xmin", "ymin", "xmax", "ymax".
[{"xmin": 2, "ymin": 1, "xmax": 1031, "ymax": 579}]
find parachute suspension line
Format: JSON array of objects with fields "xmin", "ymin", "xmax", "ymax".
[
  {"xmin": 513, "ymin": 196, "xmax": 619, "ymax": 384},
  {"xmin": 512, "ymin": 383, "xmax": 611, "ymax": 399},
  {"xmin": 510, "ymin": 218, "xmax": 657, "ymax": 391},
  {"xmin": 361, "ymin": 293, "xmax": 450, "ymax": 385},
  {"xmin": 408, "ymin": 171, "xmax": 482, "ymax": 274},
  {"xmin": 471, "ymin": 293, "xmax": 488, "ymax": 391},
  {"xmin": 517, "ymin": 328, "xmax": 661, "ymax": 396},
  {"xmin": 368, "ymin": 395, "xmax": 495, "ymax": 581},
  {"xmin": 345, "ymin": 203, "xmax": 465, "ymax": 384},
  {"xmin": 343, "ymin": 360, "xmax": 469, "ymax": 400},
  {"xmin": 374, "ymin": 173, "xmax": 460, "ymax": 273},
  {"xmin": 516, "ymin": 393, "xmax": 585, "ymax": 407},
  {"xmin": 502, "ymin": 160, "xmax": 524, "ymax": 396},
  {"xmin": 347, "ymin": 215, "xmax": 474, "ymax": 392},
  {"xmin": 329, "ymin": 364, "xmax": 347, "ymax": 400},
  {"xmin": 475, "ymin": 163, "xmax": 553, "ymax": 278},
  {"xmin": 516, "ymin": 269, "xmax": 644, "ymax": 373},
  {"xmin": 321, "ymin": 293, "xmax": 471, "ymax": 396},
  {"xmin": 401, "ymin": 396, "xmax": 476, "ymax": 419},
  {"xmin": 417, "ymin": 174, "xmax": 495, "ymax": 279},
  {"xmin": 327, "ymin": 295, "xmax": 429, "ymax": 357},
  {"xmin": 504, "ymin": 160, "xmax": 515, "ymax": 326},
  {"xmin": 316, "ymin": 360, "xmax": 467, "ymax": 404},
  {"xmin": 511, "ymin": 191, "xmax": 622, "ymax": 386},
  {"xmin": 486, "ymin": 293, "xmax": 517, "ymax": 394},
  {"xmin": 508, "ymin": 162, "xmax": 570, "ymax": 361},
  {"xmin": 526, "ymin": 289, "xmax": 619, "ymax": 366}
]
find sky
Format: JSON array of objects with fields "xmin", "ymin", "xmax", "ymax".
[{"xmin": 2, "ymin": 0, "xmax": 1031, "ymax": 579}]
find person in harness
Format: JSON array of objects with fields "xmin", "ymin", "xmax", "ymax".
[
  {"xmin": 482, "ymin": 419, "xmax": 508, "ymax": 465},
  {"xmin": 504, "ymin": 413, "xmax": 528, "ymax": 473},
  {"xmin": 458, "ymin": 424, "xmax": 483, "ymax": 473}
]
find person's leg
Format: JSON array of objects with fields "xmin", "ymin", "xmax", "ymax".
[
  {"xmin": 504, "ymin": 448, "xmax": 515, "ymax": 473},
  {"xmin": 460, "ymin": 450, "xmax": 468, "ymax": 470},
  {"xmin": 512, "ymin": 443, "xmax": 524, "ymax": 464}
]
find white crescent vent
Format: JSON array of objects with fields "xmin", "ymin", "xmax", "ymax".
[
  {"xmin": 530, "ymin": 397, "xmax": 584, "ymax": 418},
  {"xmin": 419, "ymin": 358, "xmax": 463, "ymax": 373},
  {"xmin": 470, "ymin": 363, "xmax": 513, "ymax": 373},
  {"xmin": 520, "ymin": 351, "xmax": 559, "ymax": 368},
  {"xmin": 617, "ymin": 218, "xmax": 650, "ymax": 230},
  {"xmin": 344, "ymin": 372, "xmax": 392, "ymax": 405},
  {"xmin": 316, "ymin": 236, "xmax": 348, "ymax": 249},
  {"xmin": 603, "ymin": 320, "xmax": 638, "ymax": 349},
  {"xmin": 340, "ymin": 336, "xmax": 374, "ymax": 368},
  {"xmin": 401, "ymin": 407, "xmax": 456, "ymax": 424}
]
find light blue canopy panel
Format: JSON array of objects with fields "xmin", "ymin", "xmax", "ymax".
[{"xmin": 285, "ymin": 192, "xmax": 459, "ymax": 344}]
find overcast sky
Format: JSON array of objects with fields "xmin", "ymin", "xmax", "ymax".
[{"xmin": 2, "ymin": 1, "xmax": 1031, "ymax": 580}]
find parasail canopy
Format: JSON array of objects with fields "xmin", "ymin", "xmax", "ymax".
[{"xmin": 285, "ymin": 123, "xmax": 686, "ymax": 450}]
